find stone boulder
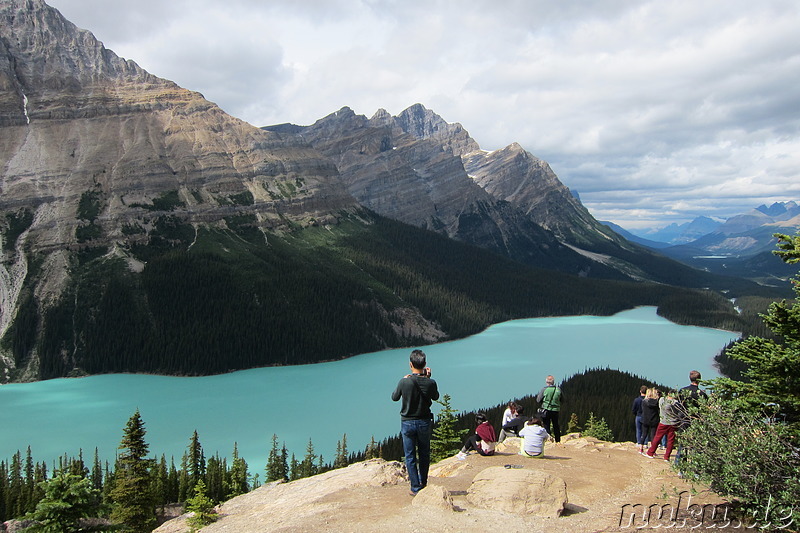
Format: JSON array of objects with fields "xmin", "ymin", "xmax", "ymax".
[
  {"xmin": 411, "ymin": 484, "xmax": 455, "ymax": 512},
  {"xmin": 466, "ymin": 466, "xmax": 568, "ymax": 518}
]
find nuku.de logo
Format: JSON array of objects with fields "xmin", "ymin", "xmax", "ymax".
[{"xmin": 618, "ymin": 491, "xmax": 794, "ymax": 529}]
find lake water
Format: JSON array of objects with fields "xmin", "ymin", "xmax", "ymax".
[{"xmin": 0, "ymin": 307, "xmax": 739, "ymax": 471}]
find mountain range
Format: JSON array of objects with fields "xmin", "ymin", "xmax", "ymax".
[
  {"xmin": 0, "ymin": 0, "xmax": 778, "ymax": 382},
  {"xmin": 606, "ymin": 201, "xmax": 800, "ymax": 282}
]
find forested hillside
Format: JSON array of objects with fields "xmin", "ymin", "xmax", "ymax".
[{"xmin": 2, "ymin": 211, "xmax": 758, "ymax": 381}]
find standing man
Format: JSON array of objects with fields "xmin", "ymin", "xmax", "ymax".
[
  {"xmin": 391, "ymin": 349, "xmax": 439, "ymax": 495},
  {"xmin": 632, "ymin": 385, "xmax": 647, "ymax": 446},
  {"xmin": 675, "ymin": 370, "xmax": 708, "ymax": 465},
  {"xmin": 536, "ymin": 375, "xmax": 563, "ymax": 443}
]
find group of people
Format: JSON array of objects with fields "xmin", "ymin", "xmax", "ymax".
[
  {"xmin": 631, "ymin": 370, "xmax": 707, "ymax": 462},
  {"xmin": 390, "ymin": 349, "xmax": 564, "ymax": 495},
  {"xmin": 391, "ymin": 349, "xmax": 708, "ymax": 496}
]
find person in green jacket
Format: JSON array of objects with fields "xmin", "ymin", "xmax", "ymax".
[{"xmin": 536, "ymin": 375, "xmax": 563, "ymax": 443}]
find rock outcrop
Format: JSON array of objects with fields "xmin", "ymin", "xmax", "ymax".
[
  {"xmin": 466, "ymin": 466, "xmax": 568, "ymax": 518},
  {"xmin": 153, "ymin": 437, "xmax": 732, "ymax": 533}
]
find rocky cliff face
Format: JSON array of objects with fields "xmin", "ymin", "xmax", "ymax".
[
  {"xmin": 289, "ymin": 105, "xmax": 596, "ymax": 272},
  {"xmin": 0, "ymin": 0, "xmax": 357, "ymax": 379}
]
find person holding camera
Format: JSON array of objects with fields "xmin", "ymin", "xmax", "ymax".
[{"xmin": 391, "ymin": 349, "xmax": 439, "ymax": 495}]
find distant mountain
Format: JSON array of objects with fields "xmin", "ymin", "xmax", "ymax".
[
  {"xmin": 615, "ymin": 202, "xmax": 800, "ymax": 283},
  {"xmin": 633, "ymin": 216, "xmax": 722, "ymax": 245},
  {"xmin": 601, "ymin": 221, "xmax": 670, "ymax": 249}
]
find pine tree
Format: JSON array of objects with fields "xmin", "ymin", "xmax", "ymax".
[
  {"xmin": 90, "ymin": 449, "xmax": 103, "ymax": 493},
  {"xmin": 0, "ymin": 460, "xmax": 8, "ymax": 522},
  {"xmin": 567, "ymin": 412, "xmax": 581, "ymax": 434},
  {"xmin": 297, "ymin": 439, "xmax": 317, "ymax": 479},
  {"xmin": 205, "ymin": 455, "xmax": 224, "ymax": 503},
  {"xmin": 333, "ymin": 434, "xmax": 348, "ymax": 469},
  {"xmin": 289, "ymin": 454, "xmax": 300, "ymax": 481},
  {"xmin": 227, "ymin": 443, "xmax": 249, "ymax": 498},
  {"xmin": 365, "ymin": 436, "xmax": 379, "ymax": 459},
  {"xmin": 186, "ymin": 430, "xmax": 205, "ymax": 497},
  {"xmin": 265, "ymin": 434, "xmax": 286, "ymax": 482},
  {"xmin": 714, "ymin": 234, "xmax": 800, "ymax": 426},
  {"xmin": 8, "ymin": 451, "xmax": 23, "ymax": 518},
  {"xmin": 24, "ymin": 471, "xmax": 101, "ymax": 533},
  {"xmin": 582, "ymin": 412, "xmax": 614, "ymax": 441},
  {"xmin": 185, "ymin": 479, "xmax": 217, "ymax": 530},
  {"xmin": 430, "ymin": 394, "xmax": 467, "ymax": 462},
  {"xmin": 109, "ymin": 409, "xmax": 156, "ymax": 532}
]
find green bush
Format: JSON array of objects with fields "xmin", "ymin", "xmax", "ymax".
[
  {"xmin": 677, "ymin": 398, "xmax": 799, "ymax": 527},
  {"xmin": 185, "ymin": 480, "xmax": 218, "ymax": 531},
  {"xmin": 581, "ymin": 412, "xmax": 614, "ymax": 441}
]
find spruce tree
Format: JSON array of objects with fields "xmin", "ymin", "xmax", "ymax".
[
  {"xmin": 265, "ymin": 434, "xmax": 286, "ymax": 482},
  {"xmin": 297, "ymin": 439, "xmax": 317, "ymax": 479},
  {"xmin": 227, "ymin": 443, "xmax": 249, "ymax": 498},
  {"xmin": 0, "ymin": 460, "xmax": 8, "ymax": 522},
  {"xmin": 109, "ymin": 409, "xmax": 156, "ymax": 533},
  {"xmin": 25, "ymin": 471, "xmax": 102, "ymax": 533},
  {"xmin": 186, "ymin": 430, "xmax": 205, "ymax": 497},
  {"xmin": 430, "ymin": 394, "xmax": 466, "ymax": 462},
  {"xmin": 333, "ymin": 434, "xmax": 348, "ymax": 469},
  {"xmin": 185, "ymin": 479, "xmax": 217, "ymax": 530},
  {"xmin": 365, "ymin": 436, "xmax": 379, "ymax": 459}
]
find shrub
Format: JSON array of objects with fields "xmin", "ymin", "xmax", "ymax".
[
  {"xmin": 677, "ymin": 397, "xmax": 800, "ymax": 528},
  {"xmin": 581, "ymin": 412, "xmax": 614, "ymax": 441}
]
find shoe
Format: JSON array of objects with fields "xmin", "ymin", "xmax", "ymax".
[
  {"xmin": 646, "ymin": 453, "xmax": 656, "ymax": 459},
  {"xmin": 639, "ymin": 451, "xmax": 649, "ymax": 457},
  {"xmin": 456, "ymin": 452, "xmax": 467, "ymax": 460}
]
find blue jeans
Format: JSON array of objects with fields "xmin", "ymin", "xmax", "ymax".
[
  {"xmin": 635, "ymin": 415, "xmax": 643, "ymax": 444},
  {"xmin": 401, "ymin": 418, "xmax": 432, "ymax": 493}
]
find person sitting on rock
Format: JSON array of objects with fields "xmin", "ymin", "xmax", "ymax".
[
  {"xmin": 519, "ymin": 416, "xmax": 549, "ymax": 457},
  {"xmin": 498, "ymin": 404, "xmax": 529, "ymax": 442},
  {"xmin": 456, "ymin": 413, "xmax": 497, "ymax": 458}
]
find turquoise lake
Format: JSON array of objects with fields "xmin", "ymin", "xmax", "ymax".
[{"xmin": 0, "ymin": 307, "xmax": 739, "ymax": 471}]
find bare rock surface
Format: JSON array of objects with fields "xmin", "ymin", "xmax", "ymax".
[
  {"xmin": 466, "ymin": 465, "xmax": 567, "ymax": 518},
  {"xmin": 154, "ymin": 436, "xmax": 732, "ymax": 533}
]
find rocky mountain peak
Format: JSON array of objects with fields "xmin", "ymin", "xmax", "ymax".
[
  {"xmin": 394, "ymin": 103, "xmax": 480, "ymax": 156},
  {"xmin": 1, "ymin": 0, "xmax": 171, "ymax": 126},
  {"xmin": 369, "ymin": 108, "xmax": 393, "ymax": 126}
]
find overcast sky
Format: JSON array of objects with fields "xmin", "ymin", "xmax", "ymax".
[{"xmin": 46, "ymin": 0, "xmax": 800, "ymax": 230}]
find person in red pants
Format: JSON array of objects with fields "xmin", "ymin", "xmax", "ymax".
[{"xmin": 645, "ymin": 390, "xmax": 681, "ymax": 461}]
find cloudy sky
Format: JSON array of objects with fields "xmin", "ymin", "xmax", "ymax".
[{"xmin": 46, "ymin": 0, "xmax": 800, "ymax": 230}]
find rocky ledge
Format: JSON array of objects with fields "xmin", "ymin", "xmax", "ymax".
[{"xmin": 154, "ymin": 434, "xmax": 731, "ymax": 533}]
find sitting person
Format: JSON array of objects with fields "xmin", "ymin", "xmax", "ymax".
[
  {"xmin": 457, "ymin": 413, "xmax": 497, "ymax": 458},
  {"xmin": 498, "ymin": 404, "xmax": 529, "ymax": 442},
  {"xmin": 501, "ymin": 401, "xmax": 517, "ymax": 427},
  {"xmin": 518, "ymin": 416, "xmax": 549, "ymax": 457}
]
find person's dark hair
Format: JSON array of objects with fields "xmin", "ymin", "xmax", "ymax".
[
  {"xmin": 410, "ymin": 349, "xmax": 426, "ymax": 370},
  {"xmin": 640, "ymin": 385, "xmax": 648, "ymax": 394},
  {"xmin": 527, "ymin": 416, "xmax": 543, "ymax": 426},
  {"xmin": 476, "ymin": 413, "xmax": 488, "ymax": 424},
  {"xmin": 689, "ymin": 370, "xmax": 702, "ymax": 383},
  {"xmin": 515, "ymin": 405, "xmax": 525, "ymax": 415}
]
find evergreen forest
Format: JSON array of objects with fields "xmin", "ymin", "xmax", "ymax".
[{"xmin": 2, "ymin": 211, "xmax": 784, "ymax": 381}]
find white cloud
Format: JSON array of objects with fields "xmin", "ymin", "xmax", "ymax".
[{"xmin": 46, "ymin": 0, "xmax": 800, "ymax": 230}]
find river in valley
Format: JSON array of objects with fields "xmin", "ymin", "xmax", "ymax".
[{"xmin": 0, "ymin": 307, "xmax": 739, "ymax": 471}]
